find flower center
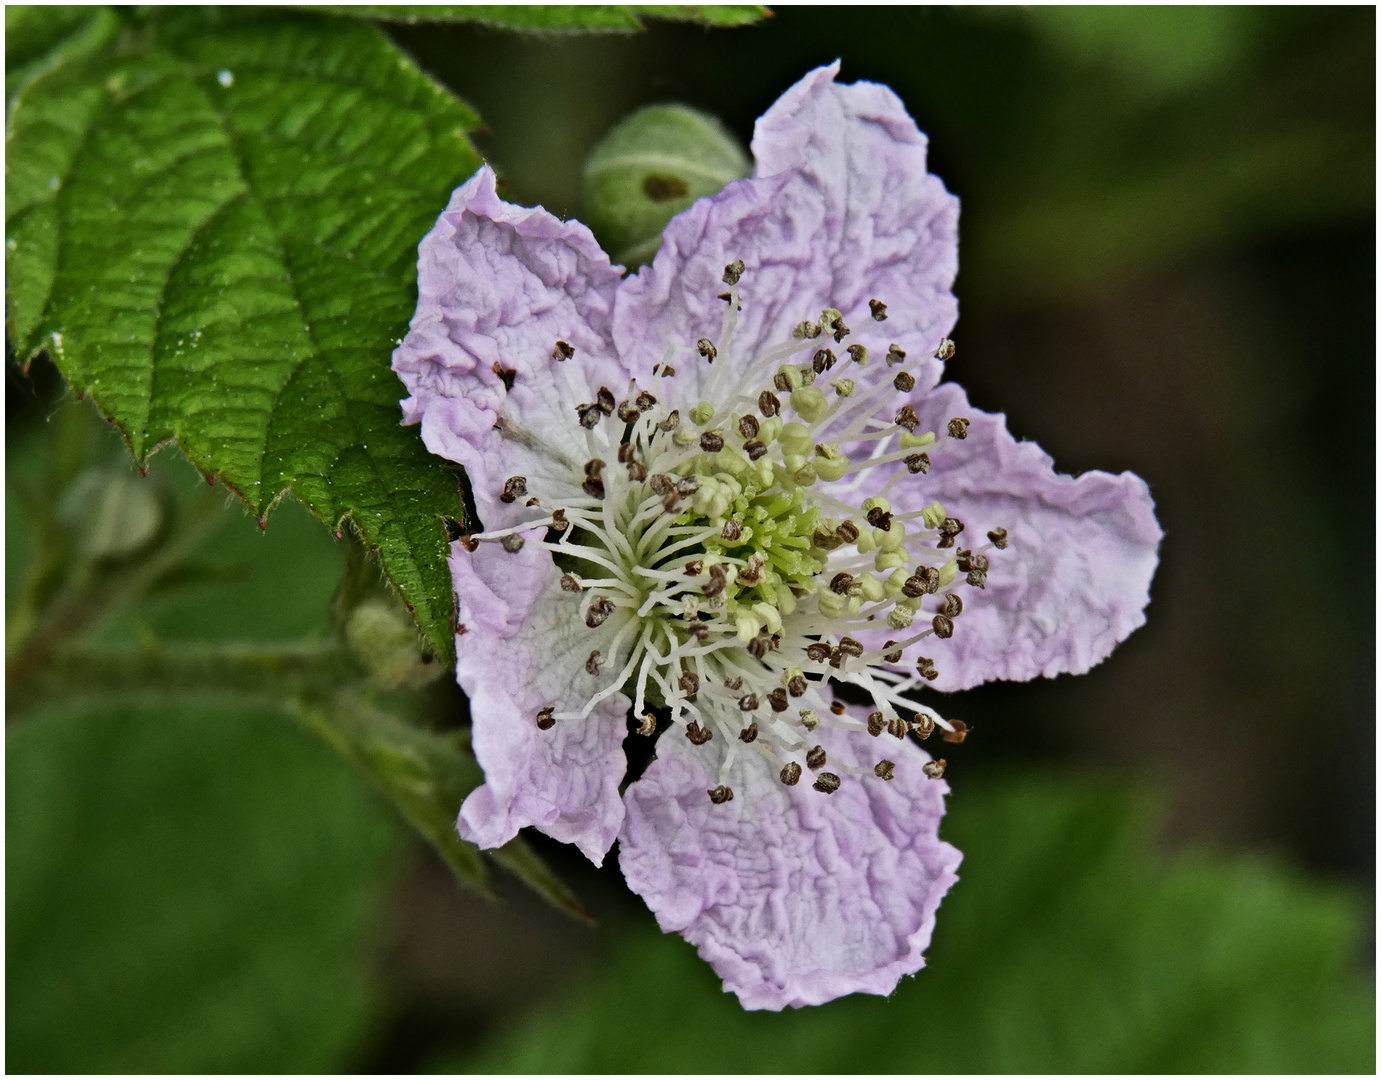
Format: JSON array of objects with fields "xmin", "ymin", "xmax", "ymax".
[{"xmin": 470, "ymin": 264, "xmax": 1007, "ymax": 802}]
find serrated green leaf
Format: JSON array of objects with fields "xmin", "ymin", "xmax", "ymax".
[
  {"xmin": 452, "ymin": 776, "xmax": 1375, "ymax": 1074},
  {"xmin": 316, "ymin": 5, "xmax": 767, "ymax": 31},
  {"xmin": 5, "ymin": 8, "xmax": 479, "ymax": 662}
]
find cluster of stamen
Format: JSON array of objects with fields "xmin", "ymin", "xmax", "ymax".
[{"xmin": 467, "ymin": 260, "xmax": 1006, "ymax": 805}]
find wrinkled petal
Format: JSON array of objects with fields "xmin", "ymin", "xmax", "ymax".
[
  {"xmin": 619, "ymin": 725, "xmax": 961, "ymax": 1010},
  {"xmin": 613, "ymin": 63, "xmax": 958, "ymax": 409},
  {"xmin": 887, "ymin": 382, "xmax": 1162, "ymax": 691},
  {"xmin": 453, "ymin": 538, "xmax": 631, "ymax": 863},
  {"xmin": 392, "ymin": 165, "xmax": 629, "ymax": 529}
]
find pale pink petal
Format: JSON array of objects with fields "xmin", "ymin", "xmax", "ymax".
[
  {"xmin": 452, "ymin": 538, "xmax": 630, "ymax": 863},
  {"xmin": 619, "ymin": 724, "xmax": 961, "ymax": 1010}
]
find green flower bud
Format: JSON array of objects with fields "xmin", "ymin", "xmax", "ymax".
[
  {"xmin": 689, "ymin": 401, "xmax": 715, "ymax": 425},
  {"xmin": 938, "ymin": 558, "xmax": 959, "ymax": 586},
  {"xmin": 581, "ymin": 105, "xmax": 750, "ymax": 267},
  {"xmin": 900, "ymin": 430, "xmax": 936, "ymax": 449},
  {"xmin": 778, "ymin": 422, "xmax": 814, "ymax": 457}
]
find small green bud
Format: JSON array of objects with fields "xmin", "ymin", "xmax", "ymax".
[
  {"xmin": 581, "ymin": 104, "xmax": 750, "ymax": 267},
  {"xmin": 778, "ymin": 422, "xmax": 814, "ymax": 457},
  {"xmin": 938, "ymin": 558, "xmax": 959, "ymax": 586},
  {"xmin": 858, "ymin": 573, "xmax": 886, "ymax": 602},
  {"xmin": 887, "ymin": 603, "xmax": 917, "ymax": 630},
  {"xmin": 830, "ymin": 378, "xmax": 856, "ymax": 397},
  {"xmin": 817, "ymin": 590, "xmax": 847, "ymax": 618},
  {"xmin": 689, "ymin": 401, "xmax": 715, "ymax": 425},
  {"xmin": 776, "ymin": 365, "xmax": 803, "ymax": 391},
  {"xmin": 874, "ymin": 549, "xmax": 908, "ymax": 572}
]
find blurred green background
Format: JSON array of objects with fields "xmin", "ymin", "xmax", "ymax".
[{"xmin": 7, "ymin": 5, "xmax": 1374, "ymax": 1073}]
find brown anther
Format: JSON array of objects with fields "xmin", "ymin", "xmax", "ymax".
[
  {"xmin": 886, "ymin": 344, "xmax": 906, "ymax": 366},
  {"xmin": 912, "ymin": 713, "xmax": 936, "ymax": 738},
  {"xmin": 847, "ymin": 344, "xmax": 868, "ymax": 364},
  {"xmin": 829, "ymin": 701, "xmax": 847, "ymax": 716},
  {"xmin": 888, "ymin": 715, "xmax": 907, "ymax": 739},
  {"xmin": 934, "ymin": 337, "xmax": 955, "ymax": 361},
  {"xmin": 501, "ymin": 534, "xmax": 525, "ymax": 553},
  {"xmin": 835, "ymin": 520, "xmax": 860, "ymax": 544},
  {"xmin": 737, "ymin": 692, "xmax": 759, "ymax": 712},
  {"xmin": 956, "ymin": 550, "xmax": 973, "ymax": 572},
  {"xmin": 492, "ymin": 362, "xmax": 517, "ymax": 390},
  {"xmin": 585, "ymin": 597, "xmax": 615, "ymax": 627},
  {"xmin": 582, "ymin": 476, "xmax": 605, "ymax": 499},
  {"xmin": 758, "ymin": 390, "xmax": 781, "ymax": 417},
  {"xmin": 806, "ymin": 643, "xmax": 833, "ymax": 663},
  {"xmin": 932, "ymin": 613, "xmax": 954, "ymax": 638},
  {"xmin": 738, "ymin": 415, "xmax": 760, "ymax": 440},
  {"xmin": 685, "ymin": 559, "xmax": 704, "ymax": 576},
  {"xmin": 721, "ymin": 519, "xmax": 743, "ymax": 541},
  {"xmin": 915, "ymin": 566, "xmax": 940, "ymax": 593},
  {"xmin": 938, "ymin": 517, "xmax": 965, "ymax": 538},
  {"xmin": 902, "ymin": 576, "xmax": 926, "ymax": 599},
  {"xmin": 893, "ymin": 371, "xmax": 915, "ymax": 392},
  {"xmin": 875, "ymin": 760, "xmax": 896, "ymax": 781},
  {"xmin": 767, "ymin": 688, "xmax": 789, "ymax": 712},
  {"xmin": 526, "ymin": 497, "xmax": 540, "ymax": 507},
  {"xmin": 966, "ymin": 569, "xmax": 988, "ymax": 589},
  {"xmin": 723, "ymin": 258, "xmax": 745, "ymax": 285},
  {"xmin": 723, "ymin": 676, "xmax": 743, "ymax": 690},
  {"xmin": 943, "ymin": 592, "xmax": 964, "ymax": 618},
  {"xmin": 829, "ymin": 572, "xmax": 854, "ymax": 595},
  {"xmin": 637, "ymin": 712, "xmax": 657, "ymax": 737},
  {"xmin": 838, "ymin": 637, "xmax": 864, "ymax": 657},
  {"xmin": 550, "ymin": 508, "xmax": 568, "ymax": 529},
  {"xmin": 895, "ymin": 405, "xmax": 920, "ymax": 432},
  {"xmin": 679, "ymin": 670, "xmax": 700, "ymax": 696},
  {"xmin": 812, "ymin": 348, "xmax": 836, "ymax": 373},
  {"xmin": 635, "ymin": 390, "xmax": 657, "ymax": 410},
  {"xmin": 905, "ymin": 453, "xmax": 931, "ymax": 474},
  {"xmin": 584, "ymin": 458, "xmax": 605, "ymax": 478},
  {"xmin": 832, "ymin": 321, "xmax": 850, "ymax": 343},
  {"xmin": 585, "ymin": 650, "xmax": 603, "ymax": 675},
  {"xmin": 744, "ymin": 439, "xmax": 767, "ymax": 460},
  {"xmin": 596, "ymin": 387, "xmax": 616, "ymax": 414},
  {"xmin": 916, "ymin": 658, "xmax": 939, "ymax": 682},
  {"xmin": 685, "ymin": 721, "xmax": 713, "ymax": 745},
  {"xmin": 866, "ymin": 506, "xmax": 893, "ymax": 531},
  {"xmin": 773, "ymin": 370, "xmax": 793, "ymax": 392},
  {"xmin": 947, "ymin": 416, "xmax": 970, "ymax": 439},
  {"xmin": 552, "ymin": 340, "xmax": 574, "ymax": 362},
  {"xmin": 987, "ymin": 526, "xmax": 1010, "ymax": 549},
  {"xmin": 813, "ymin": 772, "xmax": 841, "ymax": 794},
  {"xmin": 781, "ymin": 762, "xmax": 802, "ymax": 786},
  {"xmin": 559, "ymin": 573, "xmax": 581, "ymax": 592},
  {"xmin": 829, "ymin": 648, "xmax": 846, "ymax": 669},
  {"xmin": 626, "ymin": 460, "xmax": 647, "ymax": 482},
  {"xmin": 616, "ymin": 400, "xmax": 641, "ymax": 423},
  {"xmin": 700, "ymin": 431, "xmax": 724, "ymax": 452},
  {"xmin": 869, "ymin": 298, "xmax": 888, "ymax": 321},
  {"xmin": 661, "ymin": 364, "xmax": 676, "ymax": 376},
  {"xmin": 703, "ymin": 564, "xmax": 727, "ymax": 597},
  {"xmin": 923, "ymin": 759, "xmax": 947, "ymax": 779},
  {"xmin": 806, "ymin": 745, "xmax": 827, "ymax": 769},
  {"xmin": 942, "ymin": 719, "xmax": 969, "ymax": 744},
  {"xmin": 738, "ymin": 555, "xmax": 764, "ymax": 586},
  {"xmin": 787, "ymin": 674, "xmax": 807, "ymax": 697},
  {"xmin": 649, "ymin": 474, "xmax": 674, "ymax": 497},
  {"xmin": 696, "ymin": 338, "xmax": 717, "ymax": 362},
  {"xmin": 969, "ymin": 552, "xmax": 990, "ymax": 574},
  {"xmin": 675, "ymin": 476, "xmax": 700, "ymax": 496},
  {"xmin": 708, "ymin": 785, "xmax": 733, "ymax": 804},
  {"xmin": 457, "ymin": 533, "xmax": 479, "ymax": 552},
  {"xmin": 535, "ymin": 706, "xmax": 556, "ymax": 730},
  {"xmin": 813, "ymin": 528, "xmax": 843, "ymax": 551},
  {"xmin": 577, "ymin": 403, "xmax": 602, "ymax": 428},
  {"xmin": 718, "ymin": 292, "xmax": 732, "ymax": 302},
  {"xmin": 867, "ymin": 711, "xmax": 886, "ymax": 736},
  {"xmin": 747, "ymin": 636, "xmax": 771, "ymax": 660},
  {"xmin": 794, "ymin": 320, "xmax": 821, "ymax": 339},
  {"xmin": 687, "ymin": 621, "xmax": 709, "ymax": 642},
  {"xmin": 500, "ymin": 475, "xmax": 527, "ymax": 503},
  {"xmin": 738, "ymin": 722, "xmax": 759, "ymax": 743},
  {"xmin": 883, "ymin": 640, "xmax": 903, "ymax": 663},
  {"xmin": 658, "ymin": 409, "xmax": 681, "ymax": 430}
]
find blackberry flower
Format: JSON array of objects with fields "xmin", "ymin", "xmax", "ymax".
[{"xmin": 393, "ymin": 63, "xmax": 1161, "ymax": 1010}]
